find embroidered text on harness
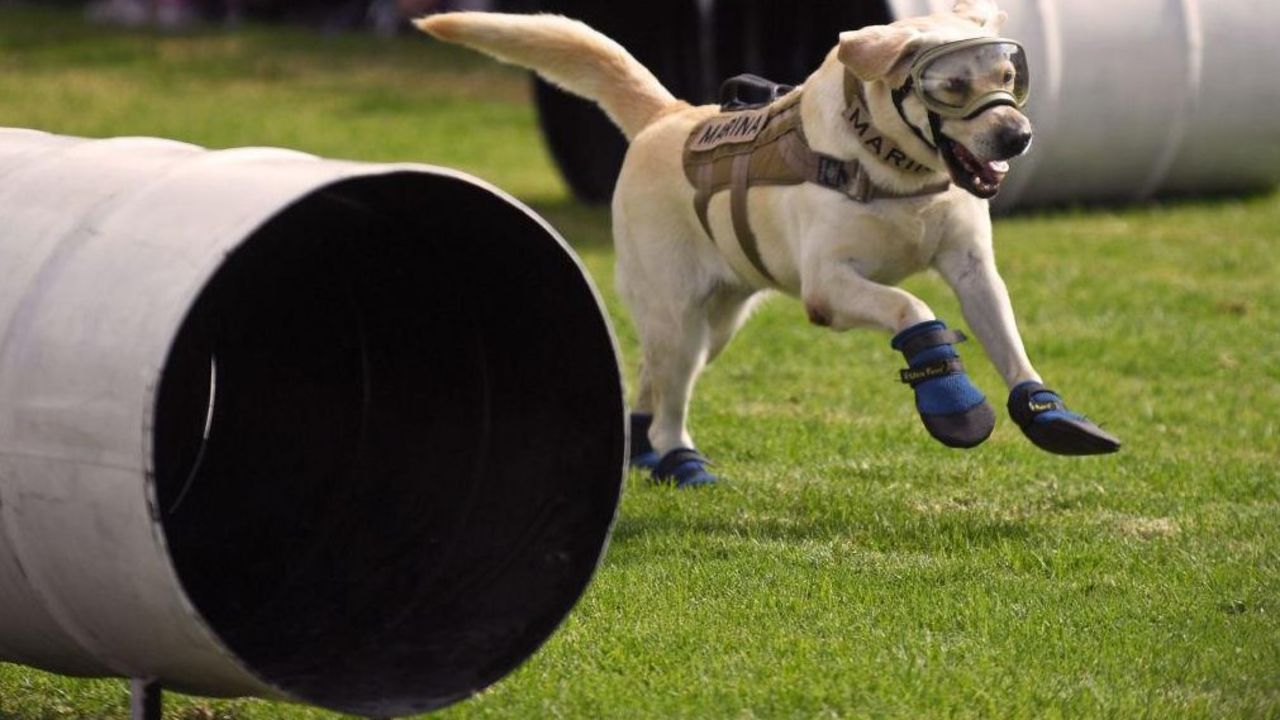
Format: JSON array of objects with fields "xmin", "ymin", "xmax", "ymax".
[{"xmin": 682, "ymin": 76, "xmax": 949, "ymax": 286}]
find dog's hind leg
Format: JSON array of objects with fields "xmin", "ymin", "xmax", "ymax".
[
  {"xmin": 706, "ymin": 285, "xmax": 764, "ymax": 364},
  {"xmin": 627, "ymin": 285, "xmax": 756, "ymax": 475},
  {"xmin": 627, "ymin": 361, "xmax": 660, "ymax": 469},
  {"xmin": 635, "ymin": 300, "xmax": 720, "ymax": 487},
  {"xmin": 643, "ymin": 310, "xmax": 709, "ymax": 453},
  {"xmin": 616, "ymin": 246, "xmax": 731, "ymax": 486}
]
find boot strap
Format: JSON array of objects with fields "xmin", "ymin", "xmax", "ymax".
[
  {"xmin": 897, "ymin": 328, "xmax": 968, "ymax": 359},
  {"xmin": 899, "ymin": 357, "xmax": 967, "ymax": 387}
]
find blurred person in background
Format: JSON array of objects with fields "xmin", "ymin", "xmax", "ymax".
[
  {"xmin": 84, "ymin": 0, "xmax": 487, "ymax": 32},
  {"xmin": 85, "ymin": 0, "xmax": 231, "ymax": 28}
]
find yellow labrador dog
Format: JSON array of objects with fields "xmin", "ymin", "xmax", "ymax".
[{"xmin": 419, "ymin": 0, "xmax": 1119, "ymax": 487}]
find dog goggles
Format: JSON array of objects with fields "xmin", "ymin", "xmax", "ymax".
[{"xmin": 906, "ymin": 38, "xmax": 1029, "ymax": 119}]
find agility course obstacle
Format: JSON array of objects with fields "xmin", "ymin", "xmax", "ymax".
[{"xmin": 0, "ymin": 129, "xmax": 626, "ymax": 718}]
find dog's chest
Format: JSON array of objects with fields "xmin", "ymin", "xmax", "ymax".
[{"xmin": 844, "ymin": 208, "xmax": 946, "ymax": 285}]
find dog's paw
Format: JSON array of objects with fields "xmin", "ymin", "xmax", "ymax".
[
  {"xmin": 892, "ymin": 320, "xmax": 995, "ymax": 449},
  {"xmin": 630, "ymin": 450, "xmax": 661, "ymax": 470},
  {"xmin": 917, "ymin": 397, "xmax": 997, "ymax": 449},
  {"xmin": 652, "ymin": 448, "xmax": 718, "ymax": 489},
  {"xmin": 1007, "ymin": 381, "xmax": 1121, "ymax": 456}
]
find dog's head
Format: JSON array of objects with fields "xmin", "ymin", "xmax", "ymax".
[{"xmin": 838, "ymin": 0, "xmax": 1032, "ymax": 199}]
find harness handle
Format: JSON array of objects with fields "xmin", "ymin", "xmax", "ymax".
[{"xmin": 720, "ymin": 74, "xmax": 796, "ymax": 111}]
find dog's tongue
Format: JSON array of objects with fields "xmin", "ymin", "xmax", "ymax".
[{"xmin": 954, "ymin": 142, "xmax": 1008, "ymax": 186}]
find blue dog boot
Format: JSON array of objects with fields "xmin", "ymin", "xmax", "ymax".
[
  {"xmin": 629, "ymin": 412, "xmax": 660, "ymax": 469},
  {"xmin": 652, "ymin": 447, "xmax": 717, "ymax": 488},
  {"xmin": 892, "ymin": 320, "xmax": 995, "ymax": 449},
  {"xmin": 1008, "ymin": 382, "xmax": 1121, "ymax": 455}
]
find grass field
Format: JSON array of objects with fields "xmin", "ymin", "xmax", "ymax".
[{"xmin": 1, "ymin": 6, "xmax": 1278, "ymax": 719}]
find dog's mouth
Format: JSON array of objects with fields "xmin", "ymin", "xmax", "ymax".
[{"xmin": 938, "ymin": 134, "xmax": 1009, "ymax": 199}]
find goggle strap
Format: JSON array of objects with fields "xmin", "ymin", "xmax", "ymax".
[
  {"xmin": 891, "ymin": 77, "xmax": 939, "ymax": 153},
  {"xmin": 928, "ymin": 111, "xmax": 945, "ymax": 150}
]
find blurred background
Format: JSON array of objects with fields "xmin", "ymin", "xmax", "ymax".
[
  {"xmin": 34, "ymin": 0, "xmax": 490, "ymax": 35},
  {"xmin": 6, "ymin": 0, "xmax": 1276, "ymax": 209}
]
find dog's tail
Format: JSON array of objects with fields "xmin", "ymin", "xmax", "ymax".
[{"xmin": 416, "ymin": 12, "xmax": 683, "ymax": 141}]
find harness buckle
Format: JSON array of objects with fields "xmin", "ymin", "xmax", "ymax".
[{"xmin": 815, "ymin": 157, "xmax": 848, "ymax": 189}]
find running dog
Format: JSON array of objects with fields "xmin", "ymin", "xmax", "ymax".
[{"xmin": 418, "ymin": 0, "xmax": 1120, "ymax": 487}]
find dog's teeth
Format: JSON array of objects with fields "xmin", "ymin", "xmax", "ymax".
[{"xmin": 990, "ymin": 160, "xmax": 1010, "ymax": 172}]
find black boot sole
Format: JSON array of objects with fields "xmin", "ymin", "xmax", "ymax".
[
  {"xmin": 921, "ymin": 400, "xmax": 996, "ymax": 449},
  {"xmin": 1021, "ymin": 416, "xmax": 1121, "ymax": 456}
]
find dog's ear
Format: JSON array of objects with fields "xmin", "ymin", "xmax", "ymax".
[
  {"xmin": 837, "ymin": 25, "xmax": 925, "ymax": 82},
  {"xmin": 953, "ymin": 0, "xmax": 1007, "ymax": 29}
]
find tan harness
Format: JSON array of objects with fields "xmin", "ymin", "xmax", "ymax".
[{"xmin": 683, "ymin": 75, "xmax": 950, "ymax": 285}]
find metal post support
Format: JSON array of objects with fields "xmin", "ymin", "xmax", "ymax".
[{"xmin": 130, "ymin": 678, "xmax": 163, "ymax": 720}]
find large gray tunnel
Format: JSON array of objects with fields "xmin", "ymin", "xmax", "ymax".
[
  {"xmin": 516, "ymin": 0, "xmax": 1280, "ymax": 209},
  {"xmin": 0, "ymin": 129, "xmax": 626, "ymax": 716}
]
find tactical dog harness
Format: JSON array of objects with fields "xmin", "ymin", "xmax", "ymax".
[{"xmin": 682, "ymin": 74, "xmax": 950, "ymax": 286}]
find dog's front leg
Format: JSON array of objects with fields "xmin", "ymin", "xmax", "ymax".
[
  {"xmin": 802, "ymin": 261, "xmax": 933, "ymax": 332},
  {"xmin": 801, "ymin": 244, "xmax": 996, "ymax": 449},
  {"xmin": 934, "ymin": 229, "xmax": 1121, "ymax": 455},
  {"xmin": 932, "ymin": 242, "xmax": 1040, "ymax": 390}
]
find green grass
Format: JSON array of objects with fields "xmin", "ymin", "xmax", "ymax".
[
  {"xmin": 1, "ymin": 7, "xmax": 1278, "ymax": 719},
  {"xmin": 0, "ymin": 5, "xmax": 566, "ymax": 199}
]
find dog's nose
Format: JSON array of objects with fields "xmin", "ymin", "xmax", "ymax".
[{"xmin": 997, "ymin": 126, "xmax": 1033, "ymax": 158}]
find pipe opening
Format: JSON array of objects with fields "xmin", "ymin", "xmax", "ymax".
[{"xmin": 153, "ymin": 172, "xmax": 624, "ymax": 716}]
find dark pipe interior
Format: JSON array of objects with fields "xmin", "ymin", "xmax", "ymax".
[{"xmin": 153, "ymin": 173, "xmax": 625, "ymax": 716}]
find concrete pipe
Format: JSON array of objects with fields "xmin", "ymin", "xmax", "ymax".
[
  {"xmin": 0, "ymin": 129, "xmax": 625, "ymax": 716},
  {"xmin": 891, "ymin": 0, "xmax": 1280, "ymax": 208}
]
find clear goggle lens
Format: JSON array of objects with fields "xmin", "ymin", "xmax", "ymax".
[{"xmin": 916, "ymin": 40, "xmax": 1029, "ymax": 118}]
